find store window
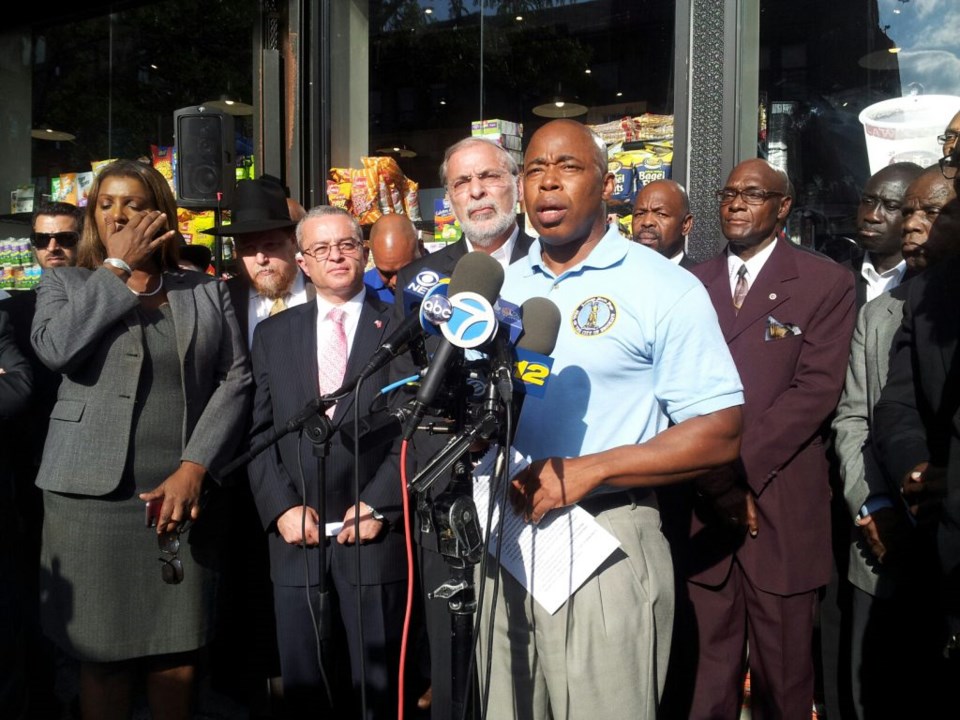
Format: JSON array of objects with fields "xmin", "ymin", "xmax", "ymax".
[
  {"xmin": 329, "ymin": 0, "xmax": 677, "ymax": 241},
  {"xmin": 757, "ymin": 0, "xmax": 960, "ymax": 259},
  {"xmin": 1, "ymin": 0, "xmax": 257, "ymax": 288}
]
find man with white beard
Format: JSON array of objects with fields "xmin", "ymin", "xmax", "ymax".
[{"xmin": 389, "ymin": 136, "xmax": 534, "ymax": 719}]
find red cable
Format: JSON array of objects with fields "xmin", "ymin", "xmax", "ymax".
[{"xmin": 397, "ymin": 439, "xmax": 414, "ymax": 720}]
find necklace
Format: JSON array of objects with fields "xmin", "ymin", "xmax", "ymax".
[{"xmin": 137, "ymin": 274, "xmax": 164, "ymax": 297}]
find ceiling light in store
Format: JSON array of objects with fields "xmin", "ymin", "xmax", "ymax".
[
  {"xmin": 616, "ymin": 92, "xmax": 623, "ymax": 97},
  {"xmin": 584, "ymin": 68, "xmax": 591, "ymax": 74},
  {"xmin": 888, "ymin": 47, "xmax": 901, "ymax": 53},
  {"xmin": 202, "ymin": 94, "xmax": 254, "ymax": 116},
  {"xmin": 532, "ymin": 97, "xmax": 588, "ymax": 119},
  {"xmin": 31, "ymin": 127, "xmax": 76, "ymax": 142},
  {"xmin": 516, "ymin": 15, "xmax": 523, "ymax": 21},
  {"xmin": 439, "ymin": 99, "xmax": 447, "ymax": 105},
  {"xmin": 375, "ymin": 144, "xmax": 417, "ymax": 158},
  {"xmin": 425, "ymin": 7, "xmax": 433, "ymax": 14}
]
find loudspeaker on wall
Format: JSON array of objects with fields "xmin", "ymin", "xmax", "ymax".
[{"xmin": 174, "ymin": 106, "xmax": 235, "ymax": 208}]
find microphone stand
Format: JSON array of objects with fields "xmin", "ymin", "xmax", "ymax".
[
  {"xmin": 301, "ymin": 407, "xmax": 335, "ymax": 652},
  {"xmin": 408, "ymin": 382, "xmax": 508, "ymax": 720}
]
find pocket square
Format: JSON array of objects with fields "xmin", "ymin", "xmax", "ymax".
[{"xmin": 765, "ymin": 315, "xmax": 802, "ymax": 341}]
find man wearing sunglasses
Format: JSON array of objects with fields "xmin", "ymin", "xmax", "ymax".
[
  {"xmin": 0, "ymin": 200, "xmax": 81, "ymax": 718},
  {"xmin": 30, "ymin": 202, "xmax": 82, "ymax": 269}
]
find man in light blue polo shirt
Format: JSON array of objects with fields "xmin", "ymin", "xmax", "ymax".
[{"xmin": 477, "ymin": 118, "xmax": 745, "ymax": 720}]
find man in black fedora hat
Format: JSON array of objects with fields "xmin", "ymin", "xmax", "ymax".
[{"xmin": 205, "ymin": 174, "xmax": 315, "ymax": 349}]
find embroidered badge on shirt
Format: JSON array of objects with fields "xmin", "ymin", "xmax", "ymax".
[
  {"xmin": 765, "ymin": 315, "xmax": 802, "ymax": 341},
  {"xmin": 572, "ymin": 296, "xmax": 616, "ymax": 336}
]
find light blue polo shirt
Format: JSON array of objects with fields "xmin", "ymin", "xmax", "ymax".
[{"xmin": 501, "ymin": 226, "xmax": 743, "ymax": 462}]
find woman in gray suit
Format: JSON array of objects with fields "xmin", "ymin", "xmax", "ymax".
[{"xmin": 31, "ymin": 160, "xmax": 252, "ymax": 720}]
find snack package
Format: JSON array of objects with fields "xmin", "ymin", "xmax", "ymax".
[
  {"xmin": 91, "ymin": 158, "xmax": 117, "ymax": 179},
  {"xmin": 151, "ymin": 144, "xmax": 176, "ymax": 196},
  {"xmin": 326, "ymin": 179, "xmax": 351, "ymax": 211},
  {"xmin": 351, "ymin": 169, "xmax": 381, "ymax": 225},
  {"xmin": 607, "ymin": 158, "xmax": 636, "ymax": 207},
  {"xmin": 403, "ymin": 178, "xmax": 422, "ymax": 222},
  {"xmin": 434, "ymin": 196, "xmax": 461, "ymax": 243},
  {"xmin": 327, "ymin": 168, "xmax": 353, "ymax": 212},
  {"xmin": 59, "ymin": 173, "xmax": 78, "ymax": 204},
  {"xmin": 76, "ymin": 172, "xmax": 94, "ymax": 207}
]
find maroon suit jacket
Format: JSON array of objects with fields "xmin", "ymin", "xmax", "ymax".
[{"xmin": 688, "ymin": 239, "xmax": 855, "ymax": 595}]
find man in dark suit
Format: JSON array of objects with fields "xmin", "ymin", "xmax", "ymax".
[
  {"xmin": 820, "ymin": 161, "xmax": 922, "ymax": 720},
  {"xmin": 682, "ymin": 158, "xmax": 855, "ymax": 719},
  {"xmin": 389, "ymin": 135, "xmax": 534, "ymax": 719},
  {"xmin": 248, "ymin": 205, "xmax": 406, "ymax": 719},
  {"xmin": 844, "ymin": 162, "xmax": 922, "ymax": 308},
  {"xmin": 0, "ymin": 309, "xmax": 32, "ymax": 719},
  {"xmin": 871, "ymin": 150, "xmax": 960, "ymax": 715},
  {"xmin": 202, "ymin": 176, "xmax": 311, "ymax": 713},
  {"xmin": 631, "ymin": 178, "xmax": 696, "ymax": 268},
  {"xmin": 0, "ymin": 200, "xmax": 81, "ymax": 719}
]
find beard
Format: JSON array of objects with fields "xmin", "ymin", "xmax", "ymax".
[
  {"xmin": 250, "ymin": 262, "xmax": 298, "ymax": 299},
  {"xmin": 458, "ymin": 195, "xmax": 518, "ymax": 247}
]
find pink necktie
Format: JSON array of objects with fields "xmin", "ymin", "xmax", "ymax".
[
  {"xmin": 317, "ymin": 307, "xmax": 347, "ymax": 417},
  {"xmin": 733, "ymin": 265, "xmax": 749, "ymax": 312}
]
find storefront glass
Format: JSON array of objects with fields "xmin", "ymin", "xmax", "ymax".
[
  {"xmin": 330, "ymin": 0, "xmax": 677, "ymax": 239},
  {"xmin": 757, "ymin": 0, "xmax": 960, "ymax": 259}
]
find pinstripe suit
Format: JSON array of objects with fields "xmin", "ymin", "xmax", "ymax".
[{"xmin": 247, "ymin": 290, "xmax": 406, "ymax": 717}]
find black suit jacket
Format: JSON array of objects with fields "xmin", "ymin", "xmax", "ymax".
[
  {"xmin": 387, "ymin": 230, "xmax": 534, "ymax": 550},
  {"xmin": 248, "ymin": 291, "xmax": 406, "ymax": 587},
  {"xmin": 0, "ymin": 290, "xmax": 60, "ymax": 472},
  {"xmin": 874, "ymin": 256, "xmax": 960, "ymax": 590}
]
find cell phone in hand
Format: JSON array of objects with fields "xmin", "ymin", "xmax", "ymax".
[{"xmin": 145, "ymin": 499, "xmax": 161, "ymax": 528}]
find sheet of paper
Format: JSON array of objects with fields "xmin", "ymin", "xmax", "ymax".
[
  {"xmin": 325, "ymin": 521, "xmax": 343, "ymax": 537},
  {"xmin": 472, "ymin": 446, "xmax": 621, "ymax": 615}
]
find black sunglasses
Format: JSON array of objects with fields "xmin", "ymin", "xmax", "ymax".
[
  {"xmin": 30, "ymin": 231, "xmax": 80, "ymax": 250},
  {"xmin": 158, "ymin": 528, "xmax": 186, "ymax": 585}
]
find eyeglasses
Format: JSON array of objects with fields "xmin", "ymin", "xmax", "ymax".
[
  {"xmin": 301, "ymin": 238, "xmax": 362, "ymax": 260},
  {"xmin": 29, "ymin": 231, "xmax": 80, "ymax": 249},
  {"xmin": 940, "ymin": 154, "xmax": 959, "ymax": 180},
  {"xmin": 937, "ymin": 131, "xmax": 959, "ymax": 146},
  {"xmin": 448, "ymin": 170, "xmax": 510, "ymax": 195},
  {"xmin": 158, "ymin": 529, "xmax": 185, "ymax": 585},
  {"xmin": 716, "ymin": 188, "xmax": 785, "ymax": 206}
]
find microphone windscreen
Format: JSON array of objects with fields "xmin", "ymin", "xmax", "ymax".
[
  {"xmin": 518, "ymin": 297, "xmax": 562, "ymax": 355},
  {"xmin": 447, "ymin": 251, "xmax": 504, "ymax": 302}
]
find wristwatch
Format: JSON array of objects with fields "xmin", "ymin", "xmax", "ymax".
[
  {"xmin": 103, "ymin": 257, "xmax": 132, "ymax": 274},
  {"xmin": 368, "ymin": 506, "xmax": 385, "ymax": 522}
]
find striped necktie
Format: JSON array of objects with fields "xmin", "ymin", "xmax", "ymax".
[
  {"xmin": 317, "ymin": 307, "xmax": 347, "ymax": 417},
  {"xmin": 733, "ymin": 265, "xmax": 749, "ymax": 312}
]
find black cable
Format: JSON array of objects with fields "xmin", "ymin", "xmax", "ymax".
[
  {"xmin": 296, "ymin": 432, "xmax": 334, "ymax": 707},
  {"xmin": 350, "ymin": 379, "xmax": 368, "ymax": 720}
]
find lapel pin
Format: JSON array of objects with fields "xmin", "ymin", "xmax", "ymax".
[
  {"xmin": 374, "ymin": 319, "xmax": 383, "ymax": 329},
  {"xmin": 769, "ymin": 293, "xmax": 777, "ymax": 300}
]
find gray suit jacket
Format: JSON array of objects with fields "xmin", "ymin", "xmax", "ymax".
[
  {"xmin": 31, "ymin": 267, "xmax": 252, "ymax": 496},
  {"xmin": 832, "ymin": 286, "xmax": 906, "ymax": 596}
]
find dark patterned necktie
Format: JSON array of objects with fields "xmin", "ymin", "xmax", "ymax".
[{"xmin": 733, "ymin": 265, "xmax": 749, "ymax": 313}]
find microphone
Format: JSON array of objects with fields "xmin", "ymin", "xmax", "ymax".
[
  {"xmin": 402, "ymin": 252, "xmax": 505, "ymax": 440},
  {"xmin": 517, "ymin": 296, "xmax": 562, "ymax": 355},
  {"xmin": 356, "ymin": 311, "xmax": 424, "ymax": 381}
]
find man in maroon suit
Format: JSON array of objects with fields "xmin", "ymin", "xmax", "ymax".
[{"xmin": 683, "ymin": 158, "xmax": 855, "ymax": 719}]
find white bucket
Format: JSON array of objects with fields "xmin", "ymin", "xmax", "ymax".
[{"xmin": 858, "ymin": 94, "xmax": 960, "ymax": 174}]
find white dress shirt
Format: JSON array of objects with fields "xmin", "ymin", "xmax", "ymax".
[
  {"xmin": 860, "ymin": 252, "xmax": 906, "ymax": 302},
  {"xmin": 465, "ymin": 225, "xmax": 519, "ymax": 272},
  {"xmin": 247, "ymin": 271, "xmax": 309, "ymax": 349},
  {"xmin": 727, "ymin": 238, "xmax": 778, "ymax": 300}
]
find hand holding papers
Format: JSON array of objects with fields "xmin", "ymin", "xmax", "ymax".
[{"xmin": 472, "ymin": 446, "xmax": 621, "ymax": 614}]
